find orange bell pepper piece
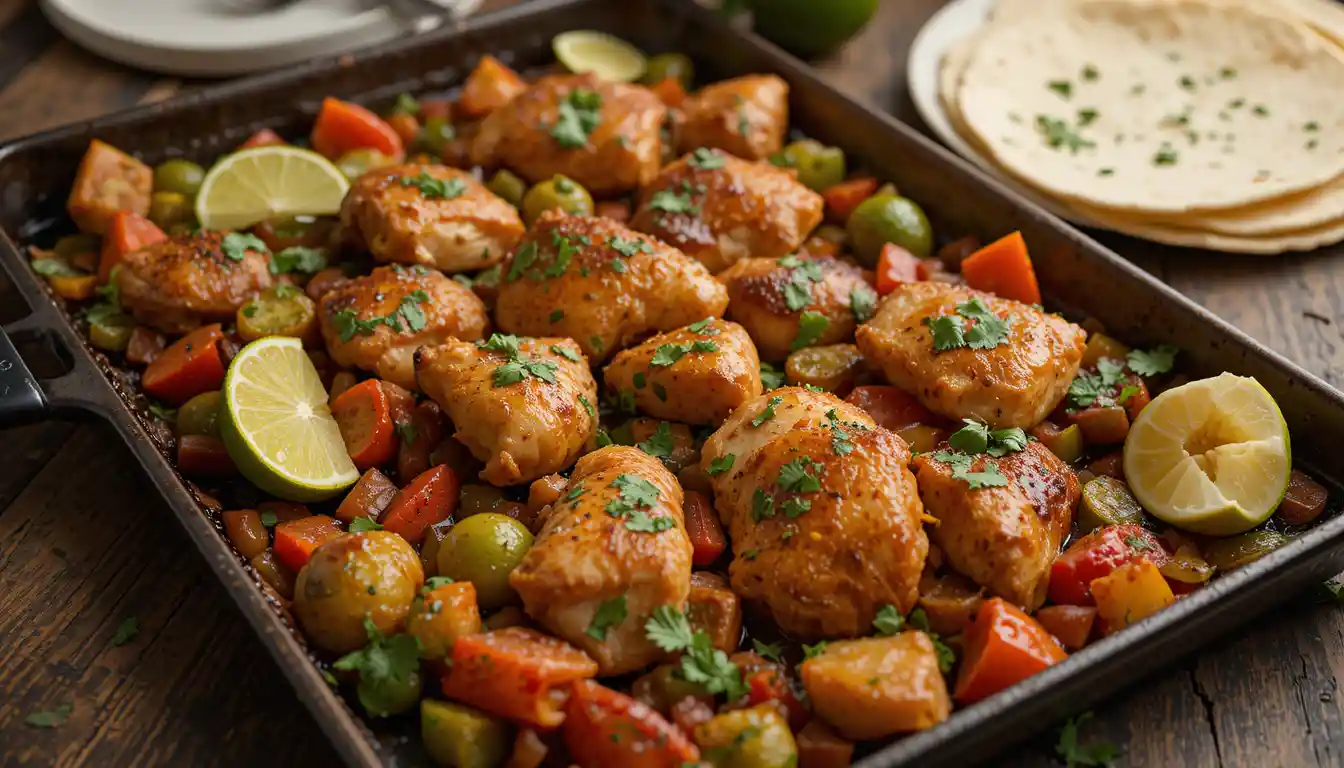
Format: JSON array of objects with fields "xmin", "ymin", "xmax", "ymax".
[
  {"xmin": 310, "ymin": 97, "xmax": 405, "ymax": 162},
  {"xmin": 272, "ymin": 514, "xmax": 344, "ymax": 572},
  {"xmin": 141, "ymin": 324, "xmax": 225, "ymax": 404},
  {"xmin": 959, "ymin": 231, "xmax": 1042, "ymax": 305},
  {"xmin": 440, "ymin": 627, "xmax": 599, "ymax": 728},
  {"xmin": 99, "ymin": 211, "xmax": 167, "ymax": 283},
  {"xmin": 953, "ymin": 598, "xmax": 1067, "ymax": 704}
]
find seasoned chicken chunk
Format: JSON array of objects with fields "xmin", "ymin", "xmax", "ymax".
[
  {"xmin": 603, "ymin": 318, "xmax": 762, "ymax": 425},
  {"xmin": 720, "ymin": 254, "xmax": 877, "ymax": 362},
  {"xmin": 857, "ymin": 282, "xmax": 1086, "ymax": 429},
  {"xmin": 469, "ymin": 74, "xmax": 666, "ymax": 196},
  {"xmin": 914, "ymin": 440, "xmax": 1079, "ymax": 610},
  {"xmin": 339, "ymin": 163, "xmax": 523, "ymax": 273},
  {"xmin": 494, "ymin": 211, "xmax": 728, "ymax": 362},
  {"xmin": 676, "ymin": 75, "xmax": 788, "ymax": 161},
  {"xmin": 510, "ymin": 446, "xmax": 693, "ymax": 675},
  {"xmin": 629, "ymin": 149, "xmax": 824, "ymax": 274},
  {"xmin": 801, "ymin": 633, "xmax": 951, "ymax": 740},
  {"xmin": 415, "ymin": 335, "xmax": 598, "ymax": 486},
  {"xmin": 116, "ymin": 230, "xmax": 273, "ymax": 334},
  {"xmin": 701, "ymin": 387, "xmax": 928, "ymax": 640},
  {"xmin": 318, "ymin": 265, "xmax": 488, "ymax": 390}
]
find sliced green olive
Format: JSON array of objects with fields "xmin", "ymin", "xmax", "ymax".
[
  {"xmin": 1202, "ymin": 530, "xmax": 1290, "ymax": 572},
  {"xmin": 436, "ymin": 512, "xmax": 534, "ymax": 611},
  {"xmin": 54, "ymin": 234, "xmax": 100, "ymax": 260},
  {"xmin": 154, "ymin": 159, "xmax": 206, "ymax": 198},
  {"xmin": 177, "ymin": 390, "xmax": 222, "ymax": 437},
  {"xmin": 485, "ymin": 169, "xmax": 527, "ymax": 208},
  {"xmin": 88, "ymin": 312, "xmax": 135, "ymax": 352},
  {"xmin": 236, "ymin": 285, "xmax": 318, "ymax": 342},
  {"xmin": 413, "ymin": 117, "xmax": 457, "ymax": 158},
  {"xmin": 149, "ymin": 191, "xmax": 196, "ymax": 230},
  {"xmin": 1078, "ymin": 476, "xmax": 1144, "ymax": 533},
  {"xmin": 780, "ymin": 140, "xmax": 846, "ymax": 192},
  {"xmin": 846, "ymin": 193, "xmax": 933, "ymax": 266},
  {"xmin": 1037, "ymin": 423, "xmax": 1084, "ymax": 465},
  {"xmin": 642, "ymin": 52, "xmax": 694, "ymax": 88},
  {"xmin": 336, "ymin": 148, "xmax": 397, "ymax": 181},
  {"xmin": 357, "ymin": 666, "xmax": 422, "ymax": 718}
]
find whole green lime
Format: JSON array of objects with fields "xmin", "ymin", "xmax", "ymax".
[
  {"xmin": 846, "ymin": 194, "xmax": 934, "ymax": 267},
  {"xmin": 436, "ymin": 512, "xmax": 534, "ymax": 610},
  {"xmin": 749, "ymin": 0, "xmax": 880, "ymax": 58}
]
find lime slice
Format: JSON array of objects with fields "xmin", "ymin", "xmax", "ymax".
[
  {"xmin": 553, "ymin": 31, "xmax": 647, "ymax": 83},
  {"xmin": 195, "ymin": 145, "xmax": 349, "ymax": 231},
  {"xmin": 1123, "ymin": 373, "xmax": 1291, "ymax": 535},
  {"xmin": 220, "ymin": 336, "xmax": 358, "ymax": 502}
]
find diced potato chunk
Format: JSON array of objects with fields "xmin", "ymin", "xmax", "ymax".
[
  {"xmin": 67, "ymin": 139, "xmax": 152, "ymax": 235},
  {"xmin": 800, "ymin": 633, "xmax": 951, "ymax": 740},
  {"xmin": 1089, "ymin": 559, "xmax": 1175, "ymax": 634}
]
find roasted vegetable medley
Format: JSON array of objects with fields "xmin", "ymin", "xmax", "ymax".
[{"xmin": 31, "ymin": 32, "xmax": 1331, "ymax": 768}]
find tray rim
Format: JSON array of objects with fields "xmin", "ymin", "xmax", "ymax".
[{"xmin": 2, "ymin": 1, "xmax": 1344, "ymax": 766}]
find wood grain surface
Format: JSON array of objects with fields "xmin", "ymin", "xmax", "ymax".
[{"xmin": 1, "ymin": 0, "xmax": 1341, "ymax": 766}]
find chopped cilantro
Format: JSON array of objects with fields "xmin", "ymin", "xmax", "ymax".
[
  {"xmin": 332, "ymin": 618, "xmax": 422, "ymax": 716},
  {"xmin": 506, "ymin": 241, "xmax": 538, "ymax": 282},
  {"xmin": 349, "ymin": 516, "xmax": 383, "ymax": 533},
  {"xmin": 586, "ymin": 595, "xmax": 628, "ymax": 641},
  {"xmin": 930, "ymin": 450, "xmax": 1010, "ymax": 489},
  {"xmin": 1048, "ymin": 80, "xmax": 1073, "ymax": 99},
  {"xmin": 648, "ymin": 188, "xmax": 699, "ymax": 215},
  {"xmin": 688, "ymin": 147, "xmax": 726, "ymax": 170},
  {"xmin": 644, "ymin": 606, "xmax": 748, "ymax": 700},
  {"xmin": 1055, "ymin": 712, "xmax": 1119, "ymax": 767},
  {"xmin": 550, "ymin": 344, "xmax": 582, "ymax": 362},
  {"xmin": 759, "ymin": 362, "xmax": 786, "ymax": 390},
  {"xmin": 608, "ymin": 235, "xmax": 653, "ymax": 258},
  {"xmin": 751, "ymin": 488, "xmax": 775, "ymax": 521},
  {"xmin": 777, "ymin": 458, "xmax": 822, "ymax": 493},
  {"xmin": 579, "ymin": 394, "xmax": 595, "ymax": 418},
  {"xmin": 706, "ymin": 454, "xmax": 735, "ymax": 475},
  {"xmin": 802, "ymin": 641, "xmax": 829, "ymax": 660},
  {"xmin": 399, "ymin": 172, "xmax": 466, "ymax": 199},
  {"xmin": 1126, "ymin": 345, "xmax": 1178, "ymax": 376},
  {"xmin": 637, "ymin": 421, "xmax": 677, "ymax": 460},
  {"xmin": 548, "ymin": 309, "xmax": 564, "ymax": 323},
  {"xmin": 221, "ymin": 232, "xmax": 268, "ymax": 261},
  {"xmin": 752, "ymin": 639, "xmax": 783, "ymax": 663},
  {"xmin": 551, "ymin": 88, "xmax": 603, "ymax": 148},
  {"xmin": 792, "ymin": 311, "xmax": 829, "ymax": 351},
  {"xmin": 872, "ymin": 604, "xmax": 904, "ymax": 635},
  {"xmin": 605, "ymin": 473, "xmax": 661, "ymax": 521},
  {"xmin": 1035, "ymin": 115, "xmax": 1095, "ymax": 154},
  {"xmin": 850, "ymin": 285, "xmax": 877, "ymax": 323},
  {"xmin": 751, "ymin": 395, "xmax": 782, "ymax": 427}
]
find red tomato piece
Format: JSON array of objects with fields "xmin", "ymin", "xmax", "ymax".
[
  {"xmin": 875, "ymin": 243, "xmax": 922, "ymax": 295},
  {"xmin": 142, "ymin": 324, "xmax": 226, "ymax": 404},
  {"xmin": 564, "ymin": 680, "xmax": 700, "ymax": 767},
  {"xmin": 239, "ymin": 128, "xmax": 286, "ymax": 150},
  {"xmin": 742, "ymin": 666, "xmax": 808, "ymax": 732},
  {"xmin": 99, "ymin": 211, "xmax": 167, "ymax": 283},
  {"xmin": 954, "ymin": 598, "xmax": 1067, "ymax": 704},
  {"xmin": 330, "ymin": 379, "xmax": 397, "ymax": 470},
  {"xmin": 1033, "ymin": 605, "xmax": 1097, "ymax": 651},
  {"xmin": 821, "ymin": 177, "xmax": 879, "ymax": 225},
  {"xmin": 272, "ymin": 514, "xmax": 344, "ymax": 572},
  {"xmin": 310, "ymin": 97, "xmax": 405, "ymax": 162},
  {"xmin": 683, "ymin": 490, "xmax": 727, "ymax": 566},
  {"xmin": 1048, "ymin": 524, "xmax": 1170, "ymax": 606},
  {"xmin": 381, "ymin": 465, "xmax": 460, "ymax": 546}
]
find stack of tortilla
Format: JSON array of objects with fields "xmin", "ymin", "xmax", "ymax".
[{"xmin": 938, "ymin": 0, "xmax": 1344, "ymax": 253}]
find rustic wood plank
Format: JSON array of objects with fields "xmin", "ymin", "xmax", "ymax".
[{"xmin": 0, "ymin": 39, "xmax": 157, "ymax": 142}]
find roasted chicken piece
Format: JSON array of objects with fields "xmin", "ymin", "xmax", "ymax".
[
  {"xmin": 339, "ymin": 163, "xmax": 524, "ymax": 273},
  {"xmin": 913, "ymin": 440, "xmax": 1079, "ymax": 610},
  {"xmin": 719, "ymin": 254, "xmax": 876, "ymax": 362},
  {"xmin": 116, "ymin": 230, "xmax": 273, "ymax": 334},
  {"xmin": 628, "ymin": 149, "xmax": 824, "ymax": 274},
  {"xmin": 494, "ymin": 211, "xmax": 728, "ymax": 362},
  {"xmin": 318, "ymin": 264, "xmax": 489, "ymax": 390},
  {"xmin": 801, "ymin": 633, "xmax": 952, "ymax": 740},
  {"xmin": 701, "ymin": 387, "xmax": 928, "ymax": 640},
  {"xmin": 676, "ymin": 75, "xmax": 788, "ymax": 161},
  {"xmin": 415, "ymin": 335, "xmax": 598, "ymax": 486},
  {"xmin": 603, "ymin": 317, "xmax": 762, "ymax": 425},
  {"xmin": 510, "ymin": 446, "xmax": 693, "ymax": 675},
  {"xmin": 857, "ymin": 282, "xmax": 1085, "ymax": 429},
  {"xmin": 468, "ymin": 73, "xmax": 666, "ymax": 196}
]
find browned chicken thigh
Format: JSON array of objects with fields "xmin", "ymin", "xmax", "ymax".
[
  {"xmin": 339, "ymin": 164, "xmax": 524, "ymax": 273},
  {"xmin": 115, "ymin": 230, "xmax": 272, "ymax": 334},
  {"xmin": 318, "ymin": 265, "xmax": 489, "ymax": 390},
  {"xmin": 415, "ymin": 334, "xmax": 597, "ymax": 486},
  {"xmin": 856, "ymin": 282, "xmax": 1086, "ymax": 429},
  {"xmin": 914, "ymin": 440, "xmax": 1079, "ymax": 610},
  {"xmin": 603, "ymin": 317, "xmax": 763, "ymax": 425},
  {"xmin": 719, "ymin": 254, "xmax": 877, "ymax": 362},
  {"xmin": 510, "ymin": 446, "xmax": 692, "ymax": 675},
  {"xmin": 676, "ymin": 75, "xmax": 789, "ymax": 161},
  {"xmin": 468, "ymin": 73, "xmax": 666, "ymax": 196},
  {"xmin": 700, "ymin": 387, "xmax": 928, "ymax": 641},
  {"xmin": 493, "ymin": 211, "xmax": 728, "ymax": 362},
  {"xmin": 629, "ymin": 149, "xmax": 824, "ymax": 274}
]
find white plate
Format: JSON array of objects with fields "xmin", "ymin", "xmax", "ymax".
[
  {"xmin": 41, "ymin": 0, "xmax": 483, "ymax": 77},
  {"xmin": 906, "ymin": 0, "xmax": 1101, "ymax": 227}
]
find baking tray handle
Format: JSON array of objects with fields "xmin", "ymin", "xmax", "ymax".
[{"xmin": 0, "ymin": 325, "xmax": 49, "ymax": 426}]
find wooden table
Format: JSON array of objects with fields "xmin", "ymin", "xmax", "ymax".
[{"xmin": 2, "ymin": 0, "xmax": 1341, "ymax": 765}]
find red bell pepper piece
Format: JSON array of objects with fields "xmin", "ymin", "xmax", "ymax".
[
  {"xmin": 310, "ymin": 97, "xmax": 404, "ymax": 162},
  {"xmin": 1048, "ymin": 524, "xmax": 1169, "ymax": 606},
  {"xmin": 99, "ymin": 211, "xmax": 166, "ymax": 283},
  {"xmin": 142, "ymin": 324, "xmax": 225, "ymax": 404},
  {"xmin": 683, "ymin": 490, "xmax": 726, "ymax": 566},
  {"xmin": 821, "ymin": 177, "xmax": 879, "ymax": 225},
  {"xmin": 875, "ymin": 243, "xmax": 921, "ymax": 295},
  {"xmin": 954, "ymin": 598, "xmax": 1067, "ymax": 704},
  {"xmin": 564, "ymin": 680, "xmax": 700, "ymax": 767},
  {"xmin": 381, "ymin": 465, "xmax": 459, "ymax": 546}
]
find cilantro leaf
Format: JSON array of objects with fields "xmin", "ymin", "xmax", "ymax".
[
  {"xmin": 777, "ymin": 458, "xmax": 822, "ymax": 493},
  {"xmin": 759, "ymin": 362, "xmax": 786, "ymax": 390},
  {"xmin": 349, "ymin": 516, "xmax": 383, "ymax": 533},
  {"xmin": 925, "ymin": 314, "xmax": 967, "ymax": 351},
  {"xmin": 792, "ymin": 311, "xmax": 829, "ymax": 351},
  {"xmin": 637, "ymin": 421, "xmax": 676, "ymax": 459},
  {"xmin": 506, "ymin": 241, "xmax": 538, "ymax": 282},
  {"xmin": 687, "ymin": 147, "xmax": 726, "ymax": 170},
  {"xmin": 579, "ymin": 394, "xmax": 595, "ymax": 418},
  {"xmin": 478, "ymin": 333, "xmax": 522, "ymax": 357},
  {"xmin": 751, "ymin": 395, "xmax": 782, "ymax": 427},
  {"xmin": 706, "ymin": 454, "xmax": 735, "ymax": 475},
  {"xmin": 957, "ymin": 298, "xmax": 1012, "ymax": 349},
  {"xmin": 679, "ymin": 632, "xmax": 748, "ymax": 700},
  {"xmin": 1127, "ymin": 345, "xmax": 1179, "ymax": 377},
  {"xmin": 1068, "ymin": 371, "xmax": 1105, "ymax": 408},
  {"xmin": 751, "ymin": 488, "xmax": 776, "ymax": 521},
  {"xmin": 780, "ymin": 497, "xmax": 811, "ymax": 518},
  {"xmin": 31, "ymin": 257, "xmax": 82, "ymax": 277},
  {"xmin": 112, "ymin": 616, "xmax": 139, "ymax": 646},
  {"xmin": 687, "ymin": 318, "xmax": 718, "ymax": 334},
  {"xmin": 987, "ymin": 427, "xmax": 1028, "ymax": 456},
  {"xmin": 648, "ymin": 189, "xmax": 699, "ymax": 215},
  {"xmin": 645, "ymin": 605, "xmax": 696, "ymax": 652},
  {"xmin": 802, "ymin": 641, "xmax": 829, "ymax": 660},
  {"xmin": 399, "ymin": 172, "xmax": 466, "ymax": 200},
  {"xmin": 626, "ymin": 512, "xmax": 677, "ymax": 533},
  {"xmin": 949, "ymin": 419, "xmax": 990, "ymax": 453},
  {"xmin": 608, "ymin": 235, "xmax": 653, "ymax": 258},
  {"xmin": 930, "ymin": 449, "xmax": 1010, "ymax": 489},
  {"xmin": 221, "ymin": 232, "xmax": 269, "ymax": 262},
  {"xmin": 551, "ymin": 88, "xmax": 603, "ymax": 148},
  {"xmin": 1116, "ymin": 384, "xmax": 1139, "ymax": 405},
  {"xmin": 752, "ymin": 639, "xmax": 783, "ymax": 663},
  {"xmin": 872, "ymin": 604, "xmax": 905, "ymax": 636},
  {"xmin": 586, "ymin": 595, "xmax": 628, "ymax": 641},
  {"xmin": 1056, "ymin": 712, "xmax": 1120, "ymax": 767},
  {"xmin": 851, "ymin": 285, "xmax": 877, "ymax": 323},
  {"xmin": 1097, "ymin": 357, "xmax": 1127, "ymax": 387},
  {"xmin": 550, "ymin": 344, "xmax": 582, "ymax": 362},
  {"xmin": 824, "ymin": 408, "xmax": 868, "ymax": 456},
  {"xmin": 424, "ymin": 576, "xmax": 455, "ymax": 589},
  {"xmin": 25, "ymin": 703, "xmax": 73, "ymax": 728},
  {"xmin": 332, "ymin": 618, "xmax": 423, "ymax": 717}
]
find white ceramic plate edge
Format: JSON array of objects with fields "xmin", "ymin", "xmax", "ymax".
[{"xmin": 906, "ymin": 0, "xmax": 1102, "ymax": 228}]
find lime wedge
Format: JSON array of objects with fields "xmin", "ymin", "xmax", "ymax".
[
  {"xmin": 220, "ymin": 336, "xmax": 358, "ymax": 502},
  {"xmin": 553, "ymin": 31, "xmax": 647, "ymax": 83},
  {"xmin": 195, "ymin": 145, "xmax": 349, "ymax": 231},
  {"xmin": 1123, "ymin": 373, "xmax": 1291, "ymax": 535}
]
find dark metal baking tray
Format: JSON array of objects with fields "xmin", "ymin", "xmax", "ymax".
[{"xmin": 2, "ymin": 0, "xmax": 1342, "ymax": 765}]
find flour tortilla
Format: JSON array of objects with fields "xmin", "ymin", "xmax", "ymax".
[
  {"xmin": 1100, "ymin": 175, "xmax": 1344, "ymax": 236},
  {"xmin": 956, "ymin": 0, "xmax": 1344, "ymax": 214},
  {"xmin": 1068, "ymin": 200, "xmax": 1344, "ymax": 253}
]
